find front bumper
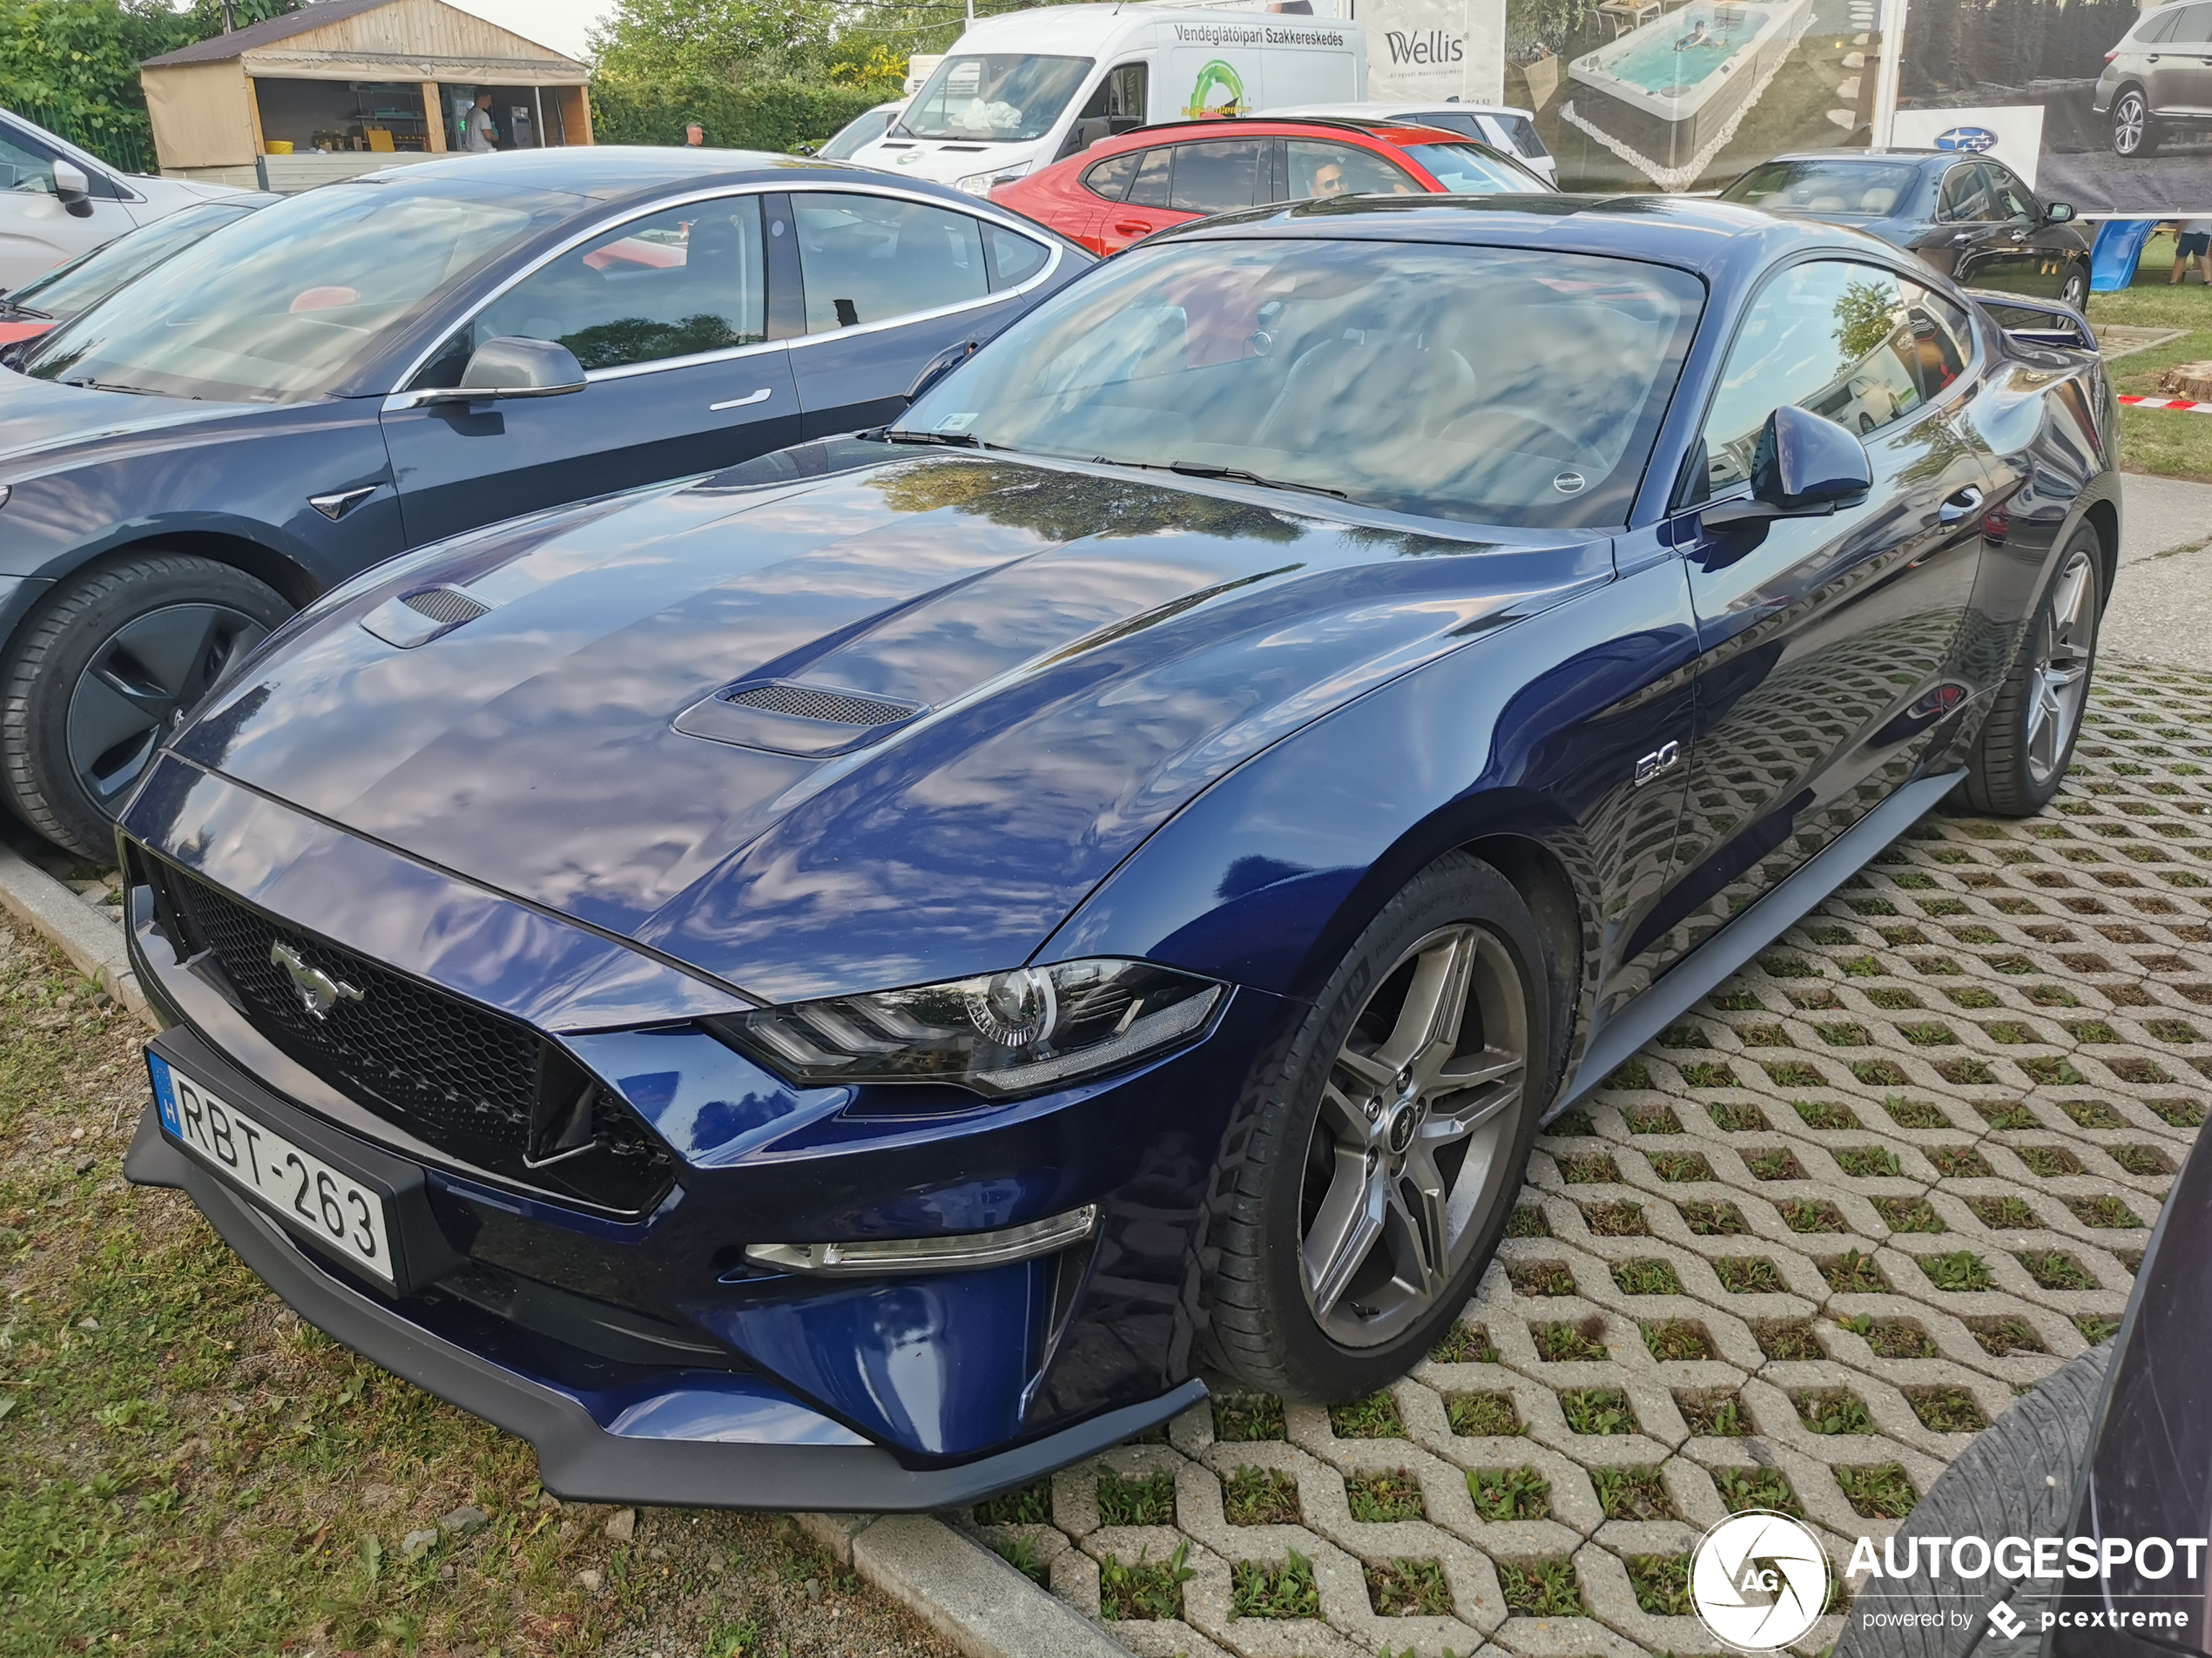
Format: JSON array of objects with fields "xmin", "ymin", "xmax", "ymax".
[{"xmin": 124, "ymin": 1075, "xmax": 1204, "ymax": 1511}]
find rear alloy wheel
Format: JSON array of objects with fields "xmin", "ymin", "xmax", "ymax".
[
  {"xmin": 1, "ymin": 554, "xmax": 291, "ymax": 858},
  {"xmin": 1962, "ymin": 529, "xmax": 2101, "ymax": 817},
  {"xmin": 2111, "ymin": 88, "xmax": 2159, "ymax": 156},
  {"xmin": 1207, "ymin": 852, "xmax": 1550, "ymax": 1399}
]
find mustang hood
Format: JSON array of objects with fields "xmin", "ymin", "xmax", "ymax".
[{"xmin": 169, "ymin": 442, "xmax": 1608, "ymax": 1003}]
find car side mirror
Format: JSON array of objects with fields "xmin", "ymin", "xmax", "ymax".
[
  {"xmin": 421, "ymin": 336, "xmax": 589, "ymax": 402},
  {"xmin": 1056, "ymin": 116, "xmax": 1110, "ymax": 160},
  {"xmin": 1701, "ymin": 405, "xmax": 1871, "ymax": 532},
  {"xmin": 905, "ymin": 336, "xmax": 979, "ymax": 406},
  {"xmin": 50, "ymin": 159, "xmax": 94, "ymax": 219},
  {"xmin": 2045, "ymin": 200, "xmax": 2075, "ymax": 225}
]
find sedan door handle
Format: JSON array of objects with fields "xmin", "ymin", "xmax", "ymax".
[
  {"xmin": 1938, "ymin": 485, "xmax": 1985, "ymax": 525},
  {"xmin": 1114, "ymin": 220, "xmax": 1153, "ymax": 237},
  {"xmin": 710, "ymin": 388, "xmax": 772, "ymax": 412}
]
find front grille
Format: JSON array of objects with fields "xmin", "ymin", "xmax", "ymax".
[
  {"xmin": 151, "ymin": 859, "xmax": 671, "ymax": 1213},
  {"xmin": 723, "ymin": 682, "xmax": 918, "ymax": 727}
]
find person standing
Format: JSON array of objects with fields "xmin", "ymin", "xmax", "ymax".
[
  {"xmin": 684, "ymin": 121, "xmax": 705, "ymax": 148},
  {"xmin": 2175, "ymin": 219, "xmax": 2212, "ymax": 286},
  {"xmin": 464, "ymin": 91, "xmax": 498, "ymax": 154}
]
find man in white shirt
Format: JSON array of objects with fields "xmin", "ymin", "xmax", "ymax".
[
  {"xmin": 464, "ymin": 92, "xmax": 497, "ymax": 154},
  {"xmin": 2175, "ymin": 219, "xmax": 2212, "ymax": 286}
]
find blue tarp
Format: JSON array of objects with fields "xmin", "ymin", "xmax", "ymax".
[{"xmin": 2092, "ymin": 219, "xmax": 2158, "ymax": 293}]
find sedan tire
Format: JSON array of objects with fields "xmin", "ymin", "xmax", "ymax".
[
  {"xmin": 1207, "ymin": 851, "xmax": 1550, "ymax": 1400},
  {"xmin": 2, "ymin": 553, "xmax": 291, "ymax": 858},
  {"xmin": 1961, "ymin": 527, "xmax": 2101, "ymax": 818}
]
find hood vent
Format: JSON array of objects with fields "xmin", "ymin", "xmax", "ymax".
[
  {"xmin": 360, "ymin": 584, "xmax": 492, "ymax": 650},
  {"xmin": 674, "ymin": 678, "xmax": 925, "ymax": 758}
]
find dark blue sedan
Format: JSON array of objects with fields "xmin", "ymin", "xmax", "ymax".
[
  {"xmin": 0, "ymin": 147, "xmax": 1088, "ymax": 857},
  {"xmin": 118, "ymin": 195, "xmax": 2117, "ymax": 1507}
]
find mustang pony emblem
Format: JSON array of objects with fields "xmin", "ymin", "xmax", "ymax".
[{"xmin": 269, "ymin": 941, "xmax": 365, "ymax": 1020}]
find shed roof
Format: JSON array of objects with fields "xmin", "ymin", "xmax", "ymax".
[{"xmin": 142, "ymin": 0, "xmax": 583, "ymax": 70}]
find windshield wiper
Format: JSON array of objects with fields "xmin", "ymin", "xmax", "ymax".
[
  {"xmin": 881, "ymin": 428, "xmax": 980, "ymax": 448},
  {"xmin": 1096, "ymin": 457, "xmax": 1350, "ymax": 500},
  {"xmin": 0, "ymin": 298, "xmax": 50, "ymax": 320},
  {"xmin": 60, "ymin": 376, "xmax": 152, "ymax": 395}
]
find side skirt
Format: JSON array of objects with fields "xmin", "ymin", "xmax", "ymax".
[{"xmin": 1551, "ymin": 767, "xmax": 1966, "ymax": 1115}]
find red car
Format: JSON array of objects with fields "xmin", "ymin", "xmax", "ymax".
[{"xmin": 991, "ymin": 117, "xmax": 1553, "ymax": 257}]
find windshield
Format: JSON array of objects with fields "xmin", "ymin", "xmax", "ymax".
[
  {"xmin": 1721, "ymin": 159, "xmax": 1923, "ymax": 217},
  {"xmin": 898, "ymin": 54, "xmax": 1093, "ymax": 142},
  {"xmin": 1401, "ymin": 143, "xmax": 1549, "ymax": 193},
  {"xmin": 23, "ymin": 180, "xmax": 570, "ymax": 401},
  {"xmin": 899, "ymin": 237, "xmax": 1703, "ymax": 529},
  {"xmin": 7, "ymin": 200, "xmax": 261, "ymax": 320},
  {"xmin": 820, "ymin": 106, "xmax": 898, "ymax": 159}
]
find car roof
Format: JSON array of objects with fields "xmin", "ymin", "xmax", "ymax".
[
  {"xmin": 1160, "ymin": 192, "xmax": 1892, "ymax": 280},
  {"xmin": 354, "ymin": 146, "xmax": 925, "ymax": 203},
  {"xmin": 1116, "ymin": 115, "xmax": 1491, "ymax": 147},
  {"xmin": 1264, "ymin": 100, "xmax": 1538, "ymax": 121},
  {"xmin": 1754, "ymin": 149, "xmax": 1945, "ymax": 165}
]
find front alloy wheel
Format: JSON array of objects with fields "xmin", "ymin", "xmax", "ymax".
[
  {"xmin": 2060, "ymin": 267, "xmax": 2088, "ymax": 310},
  {"xmin": 1206, "ymin": 851, "xmax": 1550, "ymax": 1399}
]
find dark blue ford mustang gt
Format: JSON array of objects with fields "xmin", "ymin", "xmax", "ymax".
[
  {"xmin": 117, "ymin": 194, "xmax": 2118, "ymax": 1509},
  {"xmin": 0, "ymin": 147, "xmax": 1085, "ymax": 860}
]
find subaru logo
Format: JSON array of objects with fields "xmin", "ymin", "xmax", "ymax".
[
  {"xmin": 1935, "ymin": 126, "xmax": 1999, "ymax": 152},
  {"xmin": 270, "ymin": 940, "xmax": 365, "ymax": 1021}
]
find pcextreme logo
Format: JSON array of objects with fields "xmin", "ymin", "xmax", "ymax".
[
  {"xmin": 1692, "ymin": 1512, "xmax": 1830, "ymax": 1650},
  {"xmin": 1184, "ymin": 59, "xmax": 1245, "ymax": 118}
]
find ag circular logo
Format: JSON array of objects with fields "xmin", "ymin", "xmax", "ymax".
[
  {"xmin": 1935, "ymin": 125, "xmax": 1999, "ymax": 152},
  {"xmin": 1690, "ymin": 1511, "xmax": 1831, "ymax": 1651}
]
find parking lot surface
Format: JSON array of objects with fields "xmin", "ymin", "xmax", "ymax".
[{"xmin": 962, "ymin": 658, "xmax": 2210, "ymax": 1657}]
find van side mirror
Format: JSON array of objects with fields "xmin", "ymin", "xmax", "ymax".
[
  {"xmin": 420, "ymin": 336, "xmax": 589, "ymax": 402},
  {"xmin": 1701, "ymin": 405, "xmax": 1871, "ymax": 531},
  {"xmin": 1056, "ymin": 116, "xmax": 1111, "ymax": 160},
  {"xmin": 50, "ymin": 159, "xmax": 94, "ymax": 219},
  {"xmin": 2045, "ymin": 200, "xmax": 2075, "ymax": 224}
]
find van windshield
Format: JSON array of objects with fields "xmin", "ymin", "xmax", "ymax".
[{"xmin": 899, "ymin": 54, "xmax": 1094, "ymax": 142}]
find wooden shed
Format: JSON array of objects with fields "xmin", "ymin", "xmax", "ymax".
[{"xmin": 140, "ymin": 0, "xmax": 592, "ymax": 191}]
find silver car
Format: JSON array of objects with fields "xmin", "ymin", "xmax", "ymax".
[{"xmin": 2094, "ymin": 0, "xmax": 2212, "ymax": 156}]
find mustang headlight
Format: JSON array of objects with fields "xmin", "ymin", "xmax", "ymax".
[{"xmin": 718, "ymin": 959, "xmax": 1223, "ymax": 1095}]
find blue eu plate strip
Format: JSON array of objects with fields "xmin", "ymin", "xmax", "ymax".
[{"xmin": 147, "ymin": 1050, "xmax": 181, "ymax": 1137}]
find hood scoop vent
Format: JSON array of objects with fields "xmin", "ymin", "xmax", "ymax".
[
  {"xmin": 673, "ymin": 678, "xmax": 926, "ymax": 758},
  {"xmin": 361, "ymin": 585, "xmax": 493, "ymax": 650}
]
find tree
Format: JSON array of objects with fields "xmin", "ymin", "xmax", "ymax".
[{"xmin": 589, "ymin": 0, "xmax": 841, "ymax": 84}]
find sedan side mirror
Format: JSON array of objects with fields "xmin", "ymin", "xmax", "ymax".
[
  {"xmin": 419, "ymin": 336, "xmax": 589, "ymax": 402},
  {"xmin": 2046, "ymin": 200, "xmax": 2076, "ymax": 224},
  {"xmin": 50, "ymin": 159, "xmax": 94, "ymax": 219},
  {"xmin": 1701, "ymin": 405, "xmax": 1871, "ymax": 531}
]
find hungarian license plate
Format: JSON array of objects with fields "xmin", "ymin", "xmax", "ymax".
[{"xmin": 148, "ymin": 1049, "xmax": 395, "ymax": 1286}]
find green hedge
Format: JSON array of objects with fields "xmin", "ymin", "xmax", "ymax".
[{"xmin": 589, "ymin": 77, "xmax": 896, "ymax": 152}]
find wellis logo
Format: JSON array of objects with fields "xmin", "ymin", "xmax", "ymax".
[{"xmin": 1692, "ymin": 1512, "xmax": 1831, "ymax": 1650}]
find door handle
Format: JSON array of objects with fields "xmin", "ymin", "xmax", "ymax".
[
  {"xmin": 1938, "ymin": 485, "xmax": 1984, "ymax": 525},
  {"xmin": 1114, "ymin": 220, "xmax": 1153, "ymax": 237},
  {"xmin": 1951, "ymin": 230, "xmax": 1975, "ymax": 245},
  {"xmin": 709, "ymin": 388, "xmax": 772, "ymax": 412},
  {"xmin": 2009, "ymin": 229, "xmax": 2027, "ymax": 242}
]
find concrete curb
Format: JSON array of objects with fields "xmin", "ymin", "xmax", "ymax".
[{"xmin": 0, "ymin": 839, "xmax": 1130, "ymax": 1658}]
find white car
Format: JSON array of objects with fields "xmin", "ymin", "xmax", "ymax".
[
  {"xmin": 0, "ymin": 106, "xmax": 242, "ymax": 293},
  {"xmin": 815, "ymin": 102, "xmax": 906, "ymax": 161},
  {"xmin": 1258, "ymin": 99, "xmax": 1557, "ymax": 182}
]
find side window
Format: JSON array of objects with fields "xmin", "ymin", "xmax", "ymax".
[
  {"xmin": 1284, "ymin": 140, "xmax": 1417, "ymax": 202},
  {"xmin": 792, "ymin": 192, "xmax": 987, "ymax": 331},
  {"xmin": 1489, "ymin": 112, "xmax": 1549, "ymax": 160},
  {"xmin": 1699, "ymin": 261, "xmax": 1929, "ymax": 491},
  {"xmin": 2136, "ymin": 5, "xmax": 2182, "ymax": 41},
  {"xmin": 1127, "ymin": 147, "xmax": 1173, "ymax": 209},
  {"xmin": 1937, "ymin": 165, "xmax": 1993, "ymax": 222},
  {"xmin": 466, "ymin": 196, "xmax": 765, "ymax": 374},
  {"xmin": 1082, "ymin": 150, "xmax": 1140, "ymax": 201},
  {"xmin": 1167, "ymin": 138, "xmax": 1264, "ymax": 215},
  {"xmin": 1076, "ymin": 62, "xmax": 1149, "ymax": 133},
  {"xmin": 983, "ymin": 221, "xmax": 1050, "ymax": 289},
  {"xmin": 1901, "ymin": 279, "xmax": 1974, "ymax": 400},
  {"xmin": 2171, "ymin": 3, "xmax": 2212, "ymax": 40},
  {"xmin": 1986, "ymin": 166, "xmax": 2036, "ymax": 220},
  {"xmin": 0, "ymin": 119, "xmax": 58, "ymax": 194}
]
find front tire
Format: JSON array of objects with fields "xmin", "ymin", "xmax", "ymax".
[
  {"xmin": 1961, "ymin": 528, "xmax": 2101, "ymax": 818},
  {"xmin": 1206, "ymin": 852, "xmax": 1552, "ymax": 1400},
  {"xmin": 1, "ymin": 554, "xmax": 291, "ymax": 859},
  {"xmin": 2111, "ymin": 88, "xmax": 2159, "ymax": 156},
  {"xmin": 2060, "ymin": 266, "xmax": 2088, "ymax": 310}
]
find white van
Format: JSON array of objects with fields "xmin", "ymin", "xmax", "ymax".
[
  {"xmin": 0, "ymin": 105, "xmax": 240, "ymax": 292},
  {"xmin": 853, "ymin": 4, "xmax": 1366, "ymax": 192}
]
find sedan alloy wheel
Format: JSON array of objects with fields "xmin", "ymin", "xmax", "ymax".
[{"xmin": 2025, "ymin": 545, "xmax": 2096, "ymax": 788}]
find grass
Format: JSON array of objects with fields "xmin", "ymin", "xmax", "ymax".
[
  {"xmin": 1929, "ymin": 1146, "xmax": 1997, "ymax": 1178},
  {"xmin": 1715, "ymin": 1256, "xmax": 1784, "ymax": 1293},
  {"xmin": 2015, "ymin": 1250, "xmax": 2098, "ymax": 1291},
  {"xmin": 1751, "ymin": 1319, "xmax": 1822, "ymax": 1360},
  {"xmin": 1096, "ymin": 1471, "xmax": 1175, "ymax": 1528},
  {"xmin": 1531, "ymin": 1318, "xmax": 1608, "ymax": 1362},
  {"xmin": 1905, "ymin": 1385, "xmax": 1989, "ymax": 1433},
  {"xmin": 1836, "ymin": 1145, "xmax": 1903, "ymax": 1177},
  {"xmin": 1507, "ymin": 1260, "xmax": 1577, "ymax": 1297},
  {"xmin": 1446, "ymin": 1391, "xmax": 1522, "ymax": 1437},
  {"xmin": 1594, "ymin": 1466, "xmax": 1676, "ymax": 1521},
  {"xmin": 1791, "ymin": 1099, "xmax": 1858, "ymax": 1130},
  {"xmin": 1222, "ymin": 1467, "xmax": 1299, "ymax": 1527},
  {"xmin": 1967, "ymin": 1195, "xmax": 2041, "ymax": 1230},
  {"xmin": 1625, "ymin": 1554, "xmax": 1691, "ymax": 1617},
  {"xmin": 1676, "ymin": 1390, "xmax": 1748, "ymax": 1437},
  {"xmin": 1821, "ymin": 1249, "xmax": 1890, "ymax": 1293},
  {"xmin": 1648, "ymin": 1151, "xmax": 1715, "ymax": 1183},
  {"xmin": 1678, "ymin": 1199, "xmax": 1750, "ymax": 1236},
  {"xmin": 1838, "ymin": 1313, "xmax": 1939, "ymax": 1358},
  {"xmin": 1505, "ymin": 1203, "xmax": 1552, "ymax": 1237},
  {"xmin": 1642, "ymin": 1319, "xmax": 1713, "ymax": 1361},
  {"xmin": 1623, "ymin": 1104, "xmax": 1683, "ymax": 1134},
  {"xmin": 1494, "ymin": 1559, "xmax": 1581, "ymax": 1618},
  {"xmin": 1428, "ymin": 1320, "xmax": 1497, "ymax": 1364},
  {"xmin": 1230, "ymin": 1550, "xmax": 1318, "ymax": 1620},
  {"xmin": 2089, "ymin": 241, "xmax": 2212, "ymax": 483},
  {"xmin": 1836, "ymin": 1464, "xmax": 1919, "ymax": 1520},
  {"xmin": 1366, "ymin": 1559, "xmax": 1452, "ymax": 1618},
  {"xmin": 1741, "ymin": 1147, "xmax": 1808, "ymax": 1181},
  {"xmin": 1345, "ymin": 1469, "xmax": 1425, "ymax": 1524},
  {"xmin": 1555, "ymin": 1388, "xmax": 1636, "ymax": 1435},
  {"xmin": 2067, "ymin": 1196, "xmax": 2143, "ymax": 1230},
  {"xmin": 1776, "ymin": 1197, "xmax": 1846, "ymax": 1233},
  {"xmin": 0, "ymin": 920, "xmax": 958, "ymax": 1658},
  {"xmin": 1466, "ymin": 1466, "xmax": 1551, "ymax": 1521},
  {"xmin": 2017, "ymin": 1145, "xmax": 2085, "ymax": 1178},
  {"xmin": 1213, "ymin": 1393, "xmax": 1287, "ymax": 1442},
  {"xmin": 974, "ymin": 1479, "xmax": 1051, "ymax": 1526},
  {"xmin": 2112, "ymin": 1145, "xmax": 2176, "ymax": 1176},
  {"xmin": 1792, "ymin": 1389, "xmax": 1875, "ymax": 1435},
  {"xmin": 1966, "ymin": 1317, "xmax": 2047, "ymax": 1357},
  {"xmin": 1713, "ymin": 1466, "xmax": 1801, "ymax": 1517},
  {"xmin": 1610, "ymin": 1257, "xmax": 1681, "ymax": 1296},
  {"xmin": 2074, "ymin": 1314, "xmax": 2124, "ymax": 1345},
  {"xmin": 1975, "ymin": 1101, "xmax": 2039, "ymax": 1131},
  {"xmin": 1327, "ymin": 1393, "xmax": 1406, "ymax": 1439},
  {"xmin": 1101, "ymin": 1544, "xmax": 1196, "ymax": 1621},
  {"xmin": 1919, "ymin": 1250, "xmax": 1998, "ymax": 1292},
  {"xmin": 1708, "ymin": 1101, "xmax": 1771, "ymax": 1132},
  {"xmin": 993, "ymin": 1536, "xmax": 1046, "ymax": 1584},
  {"xmin": 1580, "ymin": 1200, "xmax": 1649, "ymax": 1237},
  {"xmin": 1874, "ymin": 1196, "xmax": 1946, "ymax": 1233},
  {"xmin": 1883, "ymin": 1096, "xmax": 1952, "ymax": 1129}
]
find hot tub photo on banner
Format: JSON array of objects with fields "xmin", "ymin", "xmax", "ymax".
[
  {"xmin": 1501, "ymin": 0, "xmax": 1891, "ymax": 187},
  {"xmin": 1893, "ymin": 0, "xmax": 2212, "ymax": 214}
]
